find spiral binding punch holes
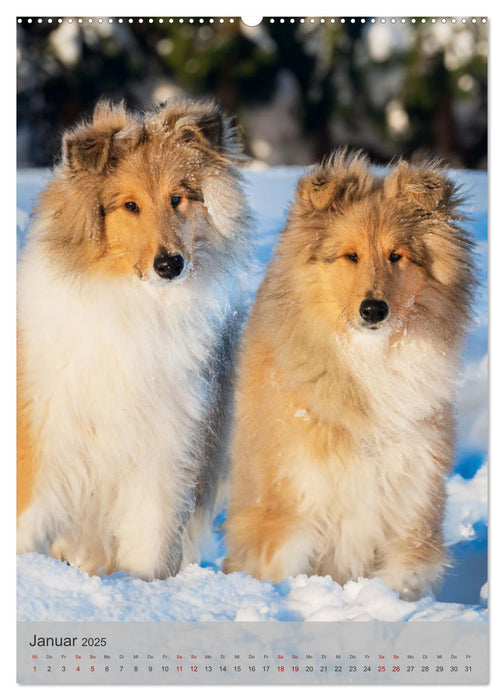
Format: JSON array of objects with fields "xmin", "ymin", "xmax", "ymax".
[{"xmin": 16, "ymin": 17, "xmax": 489, "ymax": 24}]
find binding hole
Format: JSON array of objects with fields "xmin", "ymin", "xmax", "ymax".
[{"xmin": 241, "ymin": 17, "xmax": 262, "ymax": 27}]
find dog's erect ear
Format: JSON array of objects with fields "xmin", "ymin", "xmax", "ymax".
[
  {"xmin": 151, "ymin": 100, "xmax": 240, "ymax": 155},
  {"xmin": 56, "ymin": 101, "xmax": 140, "ymax": 245},
  {"xmin": 384, "ymin": 162, "xmax": 471, "ymax": 288},
  {"xmin": 383, "ymin": 161, "xmax": 457, "ymax": 213},
  {"xmin": 176, "ymin": 109, "xmax": 225, "ymax": 150},
  {"xmin": 62, "ymin": 101, "xmax": 135, "ymax": 174},
  {"xmin": 63, "ymin": 127, "xmax": 113, "ymax": 174},
  {"xmin": 303, "ymin": 177, "xmax": 339, "ymax": 211},
  {"xmin": 296, "ymin": 151, "xmax": 374, "ymax": 213}
]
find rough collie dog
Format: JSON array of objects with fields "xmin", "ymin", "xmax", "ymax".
[
  {"xmin": 17, "ymin": 98, "xmax": 251, "ymax": 580},
  {"xmin": 224, "ymin": 151, "xmax": 474, "ymax": 600}
]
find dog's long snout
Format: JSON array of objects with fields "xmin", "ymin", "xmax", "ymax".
[
  {"xmin": 359, "ymin": 298, "xmax": 389, "ymax": 325},
  {"xmin": 153, "ymin": 248, "xmax": 185, "ymax": 279}
]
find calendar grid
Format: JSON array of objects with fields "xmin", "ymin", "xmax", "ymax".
[{"xmin": 18, "ymin": 621, "xmax": 488, "ymax": 684}]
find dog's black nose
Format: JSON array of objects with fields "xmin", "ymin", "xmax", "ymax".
[
  {"xmin": 359, "ymin": 299, "xmax": 389, "ymax": 324},
  {"xmin": 153, "ymin": 250, "xmax": 185, "ymax": 279}
]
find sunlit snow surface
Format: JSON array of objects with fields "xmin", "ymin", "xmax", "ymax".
[{"xmin": 16, "ymin": 167, "xmax": 487, "ymax": 622}]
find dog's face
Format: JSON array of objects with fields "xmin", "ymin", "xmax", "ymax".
[
  {"xmin": 40, "ymin": 100, "xmax": 247, "ymax": 282},
  {"xmin": 313, "ymin": 211, "xmax": 426, "ymax": 333},
  {"xmin": 283, "ymin": 152, "xmax": 474, "ymax": 344},
  {"xmin": 99, "ymin": 140, "xmax": 211, "ymax": 284}
]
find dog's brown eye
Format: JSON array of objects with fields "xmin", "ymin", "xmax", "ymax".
[
  {"xmin": 125, "ymin": 201, "xmax": 139, "ymax": 213},
  {"xmin": 346, "ymin": 253, "xmax": 359, "ymax": 263},
  {"xmin": 171, "ymin": 196, "xmax": 182, "ymax": 209},
  {"xmin": 389, "ymin": 252, "xmax": 402, "ymax": 263}
]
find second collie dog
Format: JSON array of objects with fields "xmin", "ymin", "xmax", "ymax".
[
  {"xmin": 17, "ymin": 99, "xmax": 251, "ymax": 579},
  {"xmin": 225, "ymin": 151, "xmax": 474, "ymax": 600}
]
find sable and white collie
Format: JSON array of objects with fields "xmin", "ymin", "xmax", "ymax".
[
  {"xmin": 224, "ymin": 151, "xmax": 474, "ymax": 600},
  {"xmin": 17, "ymin": 98, "xmax": 251, "ymax": 580}
]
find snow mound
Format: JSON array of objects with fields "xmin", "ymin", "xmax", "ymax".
[{"xmin": 17, "ymin": 554, "xmax": 486, "ymax": 623}]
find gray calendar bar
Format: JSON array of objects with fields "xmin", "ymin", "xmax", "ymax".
[{"xmin": 17, "ymin": 621, "xmax": 488, "ymax": 684}]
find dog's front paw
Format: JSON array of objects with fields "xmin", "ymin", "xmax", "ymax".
[
  {"xmin": 49, "ymin": 536, "xmax": 72, "ymax": 564},
  {"xmin": 377, "ymin": 562, "xmax": 443, "ymax": 601},
  {"xmin": 49, "ymin": 537, "xmax": 110, "ymax": 576}
]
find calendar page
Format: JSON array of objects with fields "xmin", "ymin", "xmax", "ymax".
[{"xmin": 16, "ymin": 15, "xmax": 488, "ymax": 685}]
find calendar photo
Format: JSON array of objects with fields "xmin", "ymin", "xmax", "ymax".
[{"xmin": 16, "ymin": 15, "xmax": 488, "ymax": 684}]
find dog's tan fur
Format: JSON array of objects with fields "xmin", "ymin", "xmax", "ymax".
[{"xmin": 224, "ymin": 151, "xmax": 474, "ymax": 600}]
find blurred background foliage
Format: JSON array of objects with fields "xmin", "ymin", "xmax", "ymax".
[{"xmin": 17, "ymin": 17, "xmax": 487, "ymax": 169}]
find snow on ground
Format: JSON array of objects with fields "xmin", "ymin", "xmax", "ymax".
[
  {"xmin": 16, "ymin": 167, "xmax": 488, "ymax": 622},
  {"xmin": 17, "ymin": 554, "xmax": 485, "ymax": 623}
]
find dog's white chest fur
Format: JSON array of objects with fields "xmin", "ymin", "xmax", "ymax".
[
  {"xmin": 286, "ymin": 330, "xmax": 458, "ymax": 585},
  {"xmin": 17, "ymin": 246, "xmax": 230, "ymax": 578}
]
